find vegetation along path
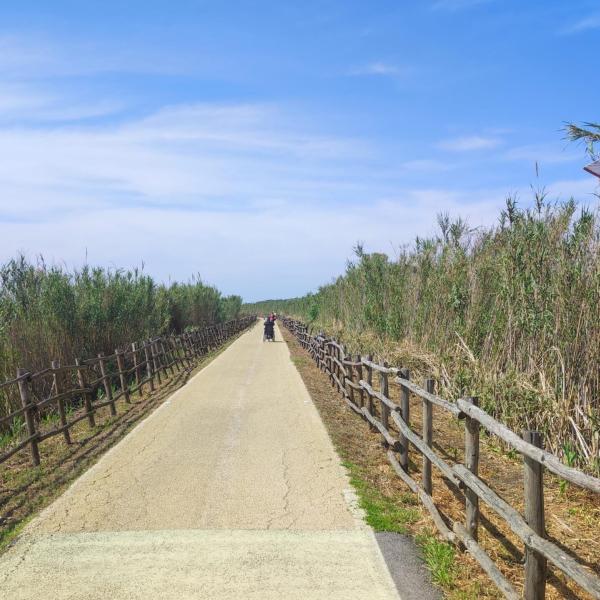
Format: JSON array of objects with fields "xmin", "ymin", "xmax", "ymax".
[{"xmin": 0, "ymin": 321, "xmax": 419, "ymax": 599}]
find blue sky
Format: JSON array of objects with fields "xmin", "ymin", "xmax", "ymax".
[{"xmin": 0, "ymin": 1, "xmax": 598, "ymax": 301}]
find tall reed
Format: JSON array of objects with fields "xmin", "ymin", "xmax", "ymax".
[
  {"xmin": 0, "ymin": 256, "xmax": 241, "ymax": 419},
  {"xmin": 246, "ymin": 198, "xmax": 600, "ymax": 472}
]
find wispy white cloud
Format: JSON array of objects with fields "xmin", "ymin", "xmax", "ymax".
[
  {"xmin": 13, "ymin": 177, "xmax": 589, "ymax": 300},
  {"xmin": 0, "ymin": 33, "xmax": 220, "ymax": 79},
  {"xmin": 126, "ymin": 103, "xmax": 370, "ymax": 158},
  {"xmin": 400, "ymin": 159, "xmax": 455, "ymax": 172},
  {"xmin": 0, "ymin": 83, "xmax": 49, "ymax": 113},
  {"xmin": 546, "ymin": 178, "xmax": 599, "ymax": 200},
  {"xmin": 0, "ymin": 82, "xmax": 124, "ymax": 122},
  {"xmin": 437, "ymin": 135, "xmax": 502, "ymax": 152},
  {"xmin": 0, "ymin": 36, "xmax": 130, "ymax": 124},
  {"xmin": 561, "ymin": 13, "xmax": 600, "ymax": 35},
  {"xmin": 503, "ymin": 144, "xmax": 580, "ymax": 165},
  {"xmin": 0, "ymin": 35, "xmax": 59, "ymax": 76},
  {"xmin": 0, "ymin": 101, "xmax": 376, "ymax": 224},
  {"xmin": 349, "ymin": 62, "xmax": 409, "ymax": 77}
]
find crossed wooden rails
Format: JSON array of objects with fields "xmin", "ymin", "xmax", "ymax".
[
  {"xmin": 282, "ymin": 317, "xmax": 600, "ymax": 600},
  {"xmin": 0, "ymin": 316, "xmax": 255, "ymax": 468}
]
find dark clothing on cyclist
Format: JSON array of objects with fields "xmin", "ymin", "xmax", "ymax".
[{"xmin": 264, "ymin": 318, "xmax": 275, "ymax": 339}]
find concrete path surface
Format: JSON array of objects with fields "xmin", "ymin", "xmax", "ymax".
[{"xmin": 0, "ymin": 322, "xmax": 401, "ymax": 599}]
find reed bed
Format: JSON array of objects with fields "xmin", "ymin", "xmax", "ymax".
[
  {"xmin": 0, "ymin": 255, "xmax": 241, "ymax": 425},
  {"xmin": 246, "ymin": 197, "xmax": 600, "ymax": 473}
]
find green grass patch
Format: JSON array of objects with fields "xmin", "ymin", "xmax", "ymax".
[
  {"xmin": 416, "ymin": 531, "xmax": 457, "ymax": 588},
  {"xmin": 291, "ymin": 356, "xmax": 309, "ymax": 367},
  {"xmin": 342, "ymin": 460, "xmax": 419, "ymax": 533},
  {"xmin": 1, "ymin": 464, "xmax": 44, "ymax": 490},
  {"xmin": 0, "ymin": 517, "xmax": 30, "ymax": 550}
]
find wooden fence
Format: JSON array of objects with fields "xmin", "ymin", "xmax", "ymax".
[
  {"xmin": 0, "ymin": 316, "xmax": 255, "ymax": 468},
  {"xmin": 282, "ymin": 317, "xmax": 600, "ymax": 600}
]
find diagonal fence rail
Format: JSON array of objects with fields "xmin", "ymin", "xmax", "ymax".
[
  {"xmin": 282, "ymin": 316, "xmax": 600, "ymax": 600},
  {"xmin": 0, "ymin": 316, "xmax": 255, "ymax": 468}
]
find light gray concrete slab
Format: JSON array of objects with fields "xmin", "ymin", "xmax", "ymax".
[{"xmin": 0, "ymin": 529, "xmax": 400, "ymax": 600}]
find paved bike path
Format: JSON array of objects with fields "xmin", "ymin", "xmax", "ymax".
[{"xmin": 0, "ymin": 321, "xmax": 400, "ymax": 599}]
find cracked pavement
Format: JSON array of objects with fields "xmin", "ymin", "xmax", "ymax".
[{"xmin": 0, "ymin": 321, "xmax": 400, "ymax": 599}]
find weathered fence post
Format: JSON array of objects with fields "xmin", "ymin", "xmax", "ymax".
[
  {"xmin": 339, "ymin": 346, "xmax": 344, "ymax": 394},
  {"xmin": 160, "ymin": 340, "xmax": 174, "ymax": 377},
  {"xmin": 52, "ymin": 360, "xmax": 72, "ymax": 443},
  {"xmin": 345, "ymin": 347, "xmax": 355, "ymax": 406},
  {"xmin": 160, "ymin": 338, "xmax": 169, "ymax": 372},
  {"xmin": 172, "ymin": 337, "xmax": 181, "ymax": 370},
  {"xmin": 155, "ymin": 340, "xmax": 165, "ymax": 375},
  {"xmin": 339, "ymin": 344, "xmax": 346, "ymax": 394},
  {"xmin": 316, "ymin": 335, "xmax": 321, "ymax": 369},
  {"xmin": 183, "ymin": 331, "xmax": 190, "ymax": 355},
  {"xmin": 356, "ymin": 354, "xmax": 364, "ymax": 408},
  {"xmin": 132, "ymin": 342, "xmax": 142, "ymax": 393},
  {"xmin": 158, "ymin": 340, "xmax": 167, "ymax": 376},
  {"xmin": 380, "ymin": 361, "xmax": 390, "ymax": 433},
  {"xmin": 17, "ymin": 368, "xmax": 40, "ymax": 466},
  {"xmin": 171, "ymin": 337, "xmax": 183, "ymax": 371},
  {"xmin": 464, "ymin": 396, "xmax": 480, "ymax": 540},
  {"xmin": 334, "ymin": 344, "xmax": 340, "ymax": 391},
  {"xmin": 185, "ymin": 332, "xmax": 197, "ymax": 360},
  {"xmin": 76, "ymin": 358, "xmax": 96, "ymax": 428},
  {"xmin": 523, "ymin": 430, "xmax": 546, "ymax": 600},
  {"xmin": 173, "ymin": 338, "xmax": 182, "ymax": 370},
  {"xmin": 423, "ymin": 378, "xmax": 434, "ymax": 495},
  {"xmin": 399, "ymin": 368, "xmax": 410, "ymax": 472},
  {"xmin": 150, "ymin": 342, "xmax": 162, "ymax": 385},
  {"xmin": 97, "ymin": 353, "xmax": 116, "ymax": 416},
  {"xmin": 181, "ymin": 336, "xmax": 192, "ymax": 368},
  {"xmin": 115, "ymin": 350, "xmax": 131, "ymax": 403},
  {"xmin": 366, "ymin": 354, "xmax": 375, "ymax": 429},
  {"xmin": 143, "ymin": 342, "xmax": 155, "ymax": 392}
]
